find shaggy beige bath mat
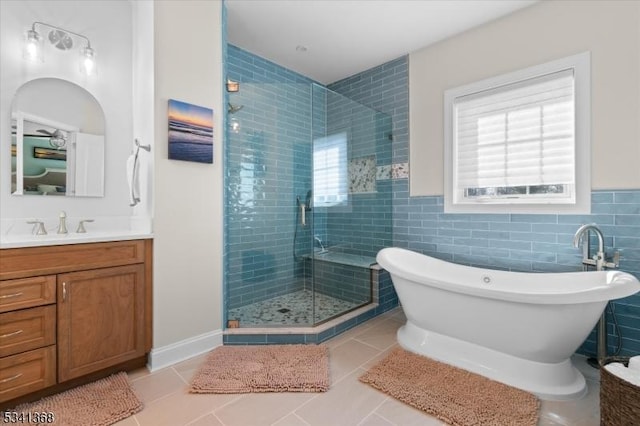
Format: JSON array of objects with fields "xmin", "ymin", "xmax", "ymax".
[
  {"xmin": 11, "ymin": 372, "xmax": 142, "ymax": 426},
  {"xmin": 360, "ymin": 347, "xmax": 539, "ymax": 426},
  {"xmin": 190, "ymin": 344, "xmax": 329, "ymax": 393}
]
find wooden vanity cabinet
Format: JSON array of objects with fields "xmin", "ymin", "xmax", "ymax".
[
  {"xmin": 57, "ymin": 264, "xmax": 146, "ymax": 382},
  {"xmin": 0, "ymin": 239, "xmax": 152, "ymax": 405}
]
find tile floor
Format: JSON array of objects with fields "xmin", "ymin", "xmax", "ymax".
[{"xmin": 119, "ymin": 308, "xmax": 601, "ymax": 426}]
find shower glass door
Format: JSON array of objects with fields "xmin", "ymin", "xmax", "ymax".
[
  {"xmin": 309, "ymin": 84, "xmax": 393, "ymax": 324},
  {"xmin": 224, "ymin": 76, "xmax": 392, "ymax": 328},
  {"xmin": 226, "ymin": 81, "xmax": 316, "ymax": 328}
]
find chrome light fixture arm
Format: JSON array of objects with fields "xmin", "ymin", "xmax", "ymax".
[{"xmin": 30, "ymin": 21, "xmax": 93, "ymax": 50}]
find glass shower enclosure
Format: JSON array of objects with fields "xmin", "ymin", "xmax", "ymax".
[{"xmin": 225, "ymin": 81, "xmax": 392, "ymax": 328}]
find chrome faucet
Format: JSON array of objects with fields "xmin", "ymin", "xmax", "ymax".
[
  {"xmin": 27, "ymin": 220, "xmax": 47, "ymax": 235},
  {"xmin": 572, "ymin": 223, "xmax": 619, "ymax": 270},
  {"xmin": 57, "ymin": 211, "xmax": 68, "ymax": 234},
  {"xmin": 572, "ymin": 224, "xmax": 621, "ymax": 369},
  {"xmin": 314, "ymin": 235, "xmax": 327, "ymax": 253},
  {"xmin": 76, "ymin": 219, "xmax": 94, "ymax": 233}
]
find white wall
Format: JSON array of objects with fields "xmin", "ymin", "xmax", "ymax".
[
  {"xmin": 410, "ymin": 0, "xmax": 640, "ymax": 196},
  {"xmin": 0, "ymin": 0, "xmax": 222, "ymax": 368},
  {"xmin": 132, "ymin": 1, "xmax": 155, "ymax": 228},
  {"xmin": 151, "ymin": 0, "xmax": 224, "ymax": 366},
  {"xmin": 0, "ymin": 0, "xmax": 136, "ymax": 219}
]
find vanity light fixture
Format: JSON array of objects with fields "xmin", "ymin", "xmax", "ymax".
[{"xmin": 23, "ymin": 22, "xmax": 97, "ymax": 76}]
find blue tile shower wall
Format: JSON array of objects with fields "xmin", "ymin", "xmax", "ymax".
[
  {"xmin": 317, "ymin": 89, "xmax": 394, "ymax": 257},
  {"xmin": 328, "ymin": 56, "xmax": 409, "ymax": 164},
  {"xmin": 326, "ymin": 57, "xmax": 404, "ymax": 258},
  {"xmin": 305, "ymin": 259, "xmax": 371, "ymax": 304},
  {"xmin": 226, "ymin": 45, "xmax": 316, "ymax": 309},
  {"xmin": 329, "ymin": 55, "xmax": 640, "ymax": 357}
]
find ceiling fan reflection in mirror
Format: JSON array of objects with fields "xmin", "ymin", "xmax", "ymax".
[{"xmin": 37, "ymin": 128, "xmax": 68, "ymax": 149}]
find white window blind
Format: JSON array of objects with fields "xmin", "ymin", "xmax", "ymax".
[
  {"xmin": 313, "ymin": 132, "xmax": 348, "ymax": 207},
  {"xmin": 453, "ymin": 69, "xmax": 575, "ymax": 204}
]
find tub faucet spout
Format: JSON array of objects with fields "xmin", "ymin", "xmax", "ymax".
[
  {"xmin": 314, "ymin": 235, "xmax": 327, "ymax": 253},
  {"xmin": 573, "ymin": 223, "xmax": 620, "ymax": 271},
  {"xmin": 573, "ymin": 223, "xmax": 605, "ymax": 269}
]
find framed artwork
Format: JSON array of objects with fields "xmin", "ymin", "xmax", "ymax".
[
  {"xmin": 33, "ymin": 146, "xmax": 67, "ymax": 161},
  {"xmin": 168, "ymin": 99, "xmax": 214, "ymax": 163}
]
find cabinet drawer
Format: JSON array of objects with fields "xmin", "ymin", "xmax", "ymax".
[
  {"xmin": 0, "ymin": 306, "xmax": 56, "ymax": 357},
  {"xmin": 0, "ymin": 240, "xmax": 145, "ymax": 280},
  {"xmin": 0, "ymin": 276, "xmax": 56, "ymax": 313},
  {"xmin": 0, "ymin": 346, "xmax": 56, "ymax": 403}
]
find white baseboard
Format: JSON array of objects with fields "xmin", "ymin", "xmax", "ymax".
[{"xmin": 148, "ymin": 329, "xmax": 223, "ymax": 371}]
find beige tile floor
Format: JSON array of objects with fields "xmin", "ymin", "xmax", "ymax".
[{"xmin": 118, "ymin": 308, "xmax": 601, "ymax": 426}]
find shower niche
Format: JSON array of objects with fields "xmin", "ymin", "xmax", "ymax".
[{"xmin": 224, "ymin": 46, "xmax": 393, "ymax": 329}]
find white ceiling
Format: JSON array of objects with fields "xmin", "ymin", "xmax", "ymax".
[{"xmin": 226, "ymin": 0, "xmax": 538, "ymax": 84}]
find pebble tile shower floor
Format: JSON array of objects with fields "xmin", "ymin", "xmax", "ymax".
[{"xmin": 226, "ymin": 289, "xmax": 365, "ymax": 326}]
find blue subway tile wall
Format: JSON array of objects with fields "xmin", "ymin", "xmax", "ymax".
[
  {"xmin": 306, "ymin": 260, "xmax": 371, "ymax": 304},
  {"xmin": 329, "ymin": 55, "xmax": 640, "ymax": 357},
  {"xmin": 328, "ymin": 56, "xmax": 409, "ymax": 164}
]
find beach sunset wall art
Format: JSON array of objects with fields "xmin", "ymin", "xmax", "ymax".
[{"xmin": 168, "ymin": 99, "xmax": 214, "ymax": 163}]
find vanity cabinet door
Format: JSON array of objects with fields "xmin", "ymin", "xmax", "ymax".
[{"xmin": 57, "ymin": 264, "xmax": 145, "ymax": 382}]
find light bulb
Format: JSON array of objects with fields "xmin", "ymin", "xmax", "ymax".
[
  {"xmin": 23, "ymin": 29, "xmax": 43, "ymax": 62},
  {"xmin": 80, "ymin": 46, "xmax": 97, "ymax": 76}
]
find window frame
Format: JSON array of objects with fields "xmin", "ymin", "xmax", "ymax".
[{"xmin": 443, "ymin": 52, "xmax": 591, "ymax": 214}]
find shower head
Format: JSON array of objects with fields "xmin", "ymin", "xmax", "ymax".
[
  {"xmin": 228, "ymin": 102, "xmax": 243, "ymax": 114},
  {"xmin": 305, "ymin": 190, "xmax": 312, "ymax": 207}
]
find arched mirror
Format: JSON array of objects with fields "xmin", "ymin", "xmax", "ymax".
[{"xmin": 10, "ymin": 78, "xmax": 105, "ymax": 197}]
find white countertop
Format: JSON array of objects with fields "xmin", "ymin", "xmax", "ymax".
[{"xmin": 0, "ymin": 231, "xmax": 154, "ymax": 249}]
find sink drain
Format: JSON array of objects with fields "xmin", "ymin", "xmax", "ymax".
[{"xmin": 277, "ymin": 308, "xmax": 291, "ymax": 314}]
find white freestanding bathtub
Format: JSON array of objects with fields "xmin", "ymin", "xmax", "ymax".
[{"xmin": 376, "ymin": 247, "xmax": 640, "ymax": 400}]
